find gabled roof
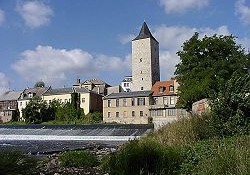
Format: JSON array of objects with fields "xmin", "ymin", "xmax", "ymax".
[
  {"xmin": 0, "ymin": 90, "xmax": 22, "ymax": 101},
  {"xmin": 133, "ymin": 22, "xmax": 158, "ymax": 43},
  {"xmin": 82, "ymin": 78, "xmax": 111, "ymax": 86},
  {"xmin": 43, "ymin": 87, "xmax": 89, "ymax": 96},
  {"xmin": 151, "ymin": 80, "xmax": 175, "ymax": 96},
  {"xmin": 103, "ymin": 90, "xmax": 152, "ymax": 100},
  {"xmin": 18, "ymin": 87, "xmax": 50, "ymax": 100}
]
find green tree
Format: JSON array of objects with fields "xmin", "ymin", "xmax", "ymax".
[
  {"xmin": 210, "ymin": 72, "xmax": 250, "ymax": 136},
  {"xmin": 22, "ymin": 96, "xmax": 50, "ymax": 123},
  {"xmin": 34, "ymin": 81, "xmax": 45, "ymax": 88},
  {"xmin": 175, "ymin": 33, "xmax": 249, "ymax": 110}
]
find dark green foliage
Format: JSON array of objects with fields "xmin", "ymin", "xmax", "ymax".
[
  {"xmin": 59, "ymin": 150, "xmax": 98, "ymax": 168},
  {"xmin": 0, "ymin": 149, "xmax": 38, "ymax": 175},
  {"xmin": 11, "ymin": 109, "xmax": 20, "ymax": 121},
  {"xmin": 23, "ymin": 96, "xmax": 52, "ymax": 123},
  {"xmin": 175, "ymin": 33, "xmax": 249, "ymax": 110},
  {"xmin": 104, "ymin": 140, "xmax": 182, "ymax": 175},
  {"xmin": 83, "ymin": 112, "xmax": 103, "ymax": 124},
  {"xmin": 180, "ymin": 135, "xmax": 250, "ymax": 175},
  {"xmin": 210, "ymin": 72, "xmax": 250, "ymax": 136},
  {"xmin": 34, "ymin": 81, "xmax": 45, "ymax": 88}
]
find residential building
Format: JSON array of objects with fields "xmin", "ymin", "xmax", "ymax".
[
  {"xmin": 42, "ymin": 87, "xmax": 103, "ymax": 114},
  {"xmin": 131, "ymin": 22, "xmax": 160, "ymax": 91},
  {"xmin": 18, "ymin": 87, "xmax": 50, "ymax": 120},
  {"xmin": 103, "ymin": 78, "xmax": 188, "ymax": 127},
  {"xmin": 0, "ymin": 90, "xmax": 22, "ymax": 123},
  {"xmin": 149, "ymin": 78, "xmax": 188, "ymax": 128},
  {"xmin": 73, "ymin": 78, "xmax": 111, "ymax": 96},
  {"xmin": 103, "ymin": 91, "xmax": 153, "ymax": 124},
  {"xmin": 121, "ymin": 76, "xmax": 132, "ymax": 92}
]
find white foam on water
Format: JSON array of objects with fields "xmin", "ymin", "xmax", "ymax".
[{"xmin": 0, "ymin": 135, "xmax": 139, "ymax": 141}]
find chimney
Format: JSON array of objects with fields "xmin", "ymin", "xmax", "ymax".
[{"xmin": 77, "ymin": 78, "xmax": 81, "ymax": 84}]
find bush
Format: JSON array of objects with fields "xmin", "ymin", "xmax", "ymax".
[
  {"xmin": 0, "ymin": 149, "xmax": 38, "ymax": 174},
  {"xmin": 147, "ymin": 113, "xmax": 212, "ymax": 146},
  {"xmin": 103, "ymin": 139, "xmax": 182, "ymax": 175},
  {"xmin": 59, "ymin": 150, "xmax": 98, "ymax": 168},
  {"xmin": 180, "ymin": 135, "xmax": 250, "ymax": 175}
]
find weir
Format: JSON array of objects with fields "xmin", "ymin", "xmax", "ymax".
[
  {"xmin": 0, "ymin": 124, "xmax": 153, "ymax": 141},
  {"xmin": 0, "ymin": 124, "xmax": 154, "ymax": 154}
]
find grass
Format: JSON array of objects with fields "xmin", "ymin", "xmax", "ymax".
[
  {"xmin": 59, "ymin": 150, "xmax": 98, "ymax": 168},
  {"xmin": 0, "ymin": 149, "xmax": 38, "ymax": 175},
  {"xmin": 103, "ymin": 113, "xmax": 250, "ymax": 175}
]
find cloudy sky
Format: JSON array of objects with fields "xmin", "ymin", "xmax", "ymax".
[{"xmin": 0, "ymin": 0, "xmax": 250, "ymax": 94}]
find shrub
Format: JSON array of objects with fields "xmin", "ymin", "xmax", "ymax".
[
  {"xmin": 0, "ymin": 149, "xmax": 38, "ymax": 174},
  {"xmin": 147, "ymin": 113, "xmax": 212, "ymax": 146},
  {"xmin": 59, "ymin": 150, "xmax": 98, "ymax": 168},
  {"xmin": 180, "ymin": 135, "xmax": 250, "ymax": 175},
  {"xmin": 103, "ymin": 139, "xmax": 182, "ymax": 175}
]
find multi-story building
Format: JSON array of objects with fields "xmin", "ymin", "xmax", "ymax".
[
  {"xmin": 0, "ymin": 90, "xmax": 22, "ymax": 123},
  {"xmin": 18, "ymin": 87, "xmax": 49, "ymax": 120},
  {"xmin": 121, "ymin": 76, "xmax": 132, "ymax": 92},
  {"xmin": 131, "ymin": 22, "xmax": 160, "ymax": 91},
  {"xmin": 73, "ymin": 78, "xmax": 111, "ymax": 96},
  {"xmin": 149, "ymin": 78, "xmax": 188, "ymax": 128},
  {"xmin": 103, "ymin": 78, "xmax": 188, "ymax": 128},
  {"xmin": 42, "ymin": 87, "xmax": 103, "ymax": 114},
  {"xmin": 103, "ymin": 91, "xmax": 153, "ymax": 124}
]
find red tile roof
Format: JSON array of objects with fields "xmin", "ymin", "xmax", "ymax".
[{"xmin": 151, "ymin": 80, "xmax": 175, "ymax": 96}]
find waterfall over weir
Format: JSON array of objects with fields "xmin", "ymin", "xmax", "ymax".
[{"xmin": 0, "ymin": 124, "xmax": 153, "ymax": 154}]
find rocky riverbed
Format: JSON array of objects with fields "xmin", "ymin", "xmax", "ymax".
[{"xmin": 36, "ymin": 143, "xmax": 119, "ymax": 175}]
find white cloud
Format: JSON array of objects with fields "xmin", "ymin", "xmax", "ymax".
[
  {"xmin": 235, "ymin": 0, "xmax": 250, "ymax": 25},
  {"xmin": 118, "ymin": 34, "xmax": 136, "ymax": 44},
  {"xmin": 16, "ymin": 1, "xmax": 53, "ymax": 28},
  {"xmin": 159, "ymin": 0, "xmax": 209, "ymax": 14},
  {"xmin": 12, "ymin": 45, "xmax": 130, "ymax": 87},
  {"xmin": 0, "ymin": 9, "xmax": 5, "ymax": 25},
  {"xmin": 0, "ymin": 72, "xmax": 9, "ymax": 95},
  {"xmin": 152, "ymin": 25, "xmax": 230, "ymax": 79}
]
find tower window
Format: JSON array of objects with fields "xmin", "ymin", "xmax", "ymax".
[
  {"xmin": 141, "ymin": 87, "xmax": 143, "ymax": 90},
  {"xmin": 141, "ymin": 78, "xmax": 143, "ymax": 80},
  {"xmin": 139, "ymin": 58, "xmax": 142, "ymax": 62},
  {"xmin": 140, "ymin": 71, "xmax": 142, "ymax": 74}
]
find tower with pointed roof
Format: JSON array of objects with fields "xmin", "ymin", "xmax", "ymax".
[{"xmin": 131, "ymin": 22, "xmax": 160, "ymax": 91}]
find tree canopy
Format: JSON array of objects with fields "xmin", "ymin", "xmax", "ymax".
[{"xmin": 175, "ymin": 33, "xmax": 249, "ymax": 110}]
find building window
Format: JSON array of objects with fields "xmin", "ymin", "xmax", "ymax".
[
  {"xmin": 107, "ymin": 112, "xmax": 111, "ymax": 118},
  {"xmin": 131, "ymin": 98, "xmax": 135, "ymax": 106},
  {"xmin": 169, "ymin": 85, "xmax": 174, "ymax": 92},
  {"xmin": 116, "ymin": 112, "xmax": 119, "ymax": 118},
  {"xmin": 140, "ymin": 111, "xmax": 143, "ymax": 116},
  {"xmin": 141, "ymin": 87, "xmax": 144, "ymax": 90},
  {"xmin": 157, "ymin": 110, "xmax": 163, "ymax": 116},
  {"xmin": 168, "ymin": 109, "xmax": 176, "ymax": 116},
  {"xmin": 132, "ymin": 111, "xmax": 135, "ymax": 117},
  {"xmin": 150, "ymin": 110, "xmax": 156, "ymax": 116},
  {"xmin": 140, "ymin": 71, "xmax": 142, "ymax": 74},
  {"xmin": 170, "ymin": 96, "xmax": 175, "ymax": 105},
  {"xmin": 163, "ymin": 97, "xmax": 167, "ymax": 105},
  {"xmin": 82, "ymin": 98, "xmax": 85, "ymax": 103},
  {"xmin": 154, "ymin": 97, "xmax": 158, "ymax": 105},
  {"xmin": 140, "ymin": 58, "xmax": 142, "ymax": 62},
  {"xmin": 65, "ymin": 99, "xmax": 68, "ymax": 103},
  {"xmin": 123, "ymin": 111, "xmax": 127, "ymax": 117},
  {"xmin": 137, "ymin": 98, "xmax": 145, "ymax": 106},
  {"xmin": 20, "ymin": 102, "xmax": 22, "ymax": 106},
  {"xmin": 49, "ymin": 100, "xmax": 51, "ymax": 103},
  {"xmin": 107, "ymin": 100, "xmax": 111, "ymax": 107},
  {"xmin": 141, "ymin": 78, "xmax": 143, "ymax": 80},
  {"xmin": 123, "ymin": 99, "xmax": 127, "ymax": 106},
  {"xmin": 116, "ymin": 99, "xmax": 119, "ymax": 107}
]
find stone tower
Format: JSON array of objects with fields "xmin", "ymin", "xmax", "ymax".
[{"xmin": 131, "ymin": 22, "xmax": 160, "ymax": 91}]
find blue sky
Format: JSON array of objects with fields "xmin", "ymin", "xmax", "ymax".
[{"xmin": 0, "ymin": 0, "xmax": 250, "ymax": 93}]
